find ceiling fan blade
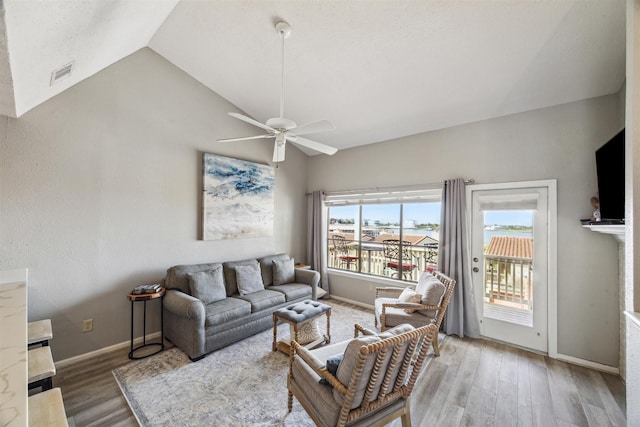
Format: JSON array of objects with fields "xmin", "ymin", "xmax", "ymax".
[
  {"xmin": 229, "ymin": 112, "xmax": 276, "ymax": 133},
  {"xmin": 289, "ymin": 120, "xmax": 335, "ymax": 136},
  {"xmin": 288, "ymin": 135, "xmax": 338, "ymax": 155},
  {"xmin": 217, "ymin": 134, "xmax": 274, "ymax": 143},
  {"xmin": 273, "ymin": 140, "xmax": 286, "ymax": 163}
]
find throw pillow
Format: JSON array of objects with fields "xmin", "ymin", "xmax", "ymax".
[
  {"xmin": 187, "ymin": 267, "xmax": 226, "ymax": 304},
  {"xmin": 235, "ymin": 263, "xmax": 265, "ymax": 295},
  {"xmin": 398, "ymin": 287, "xmax": 422, "ymax": 313},
  {"xmin": 293, "ymin": 319, "xmax": 322, "ymax": 345},
  {"xmin": 398, "ymin": 287, "xmax": 420, "ymax": 303},
  {"xmin": 273, "ymin": 258, "xmax": 295, "ymax": 286},
  {"xmin": 415, "ymin": 274, "xmax": 446, "ymax": 318},
  {"xmin": 319, "ymin": 353, "xmax": 344, "ymax": 386}
]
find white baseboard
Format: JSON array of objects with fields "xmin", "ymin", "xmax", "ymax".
[
  {"xmin": 554, "ymin": 352, "xmax": 619, "ymax": 375},
  {"xmin": 55, "ymin": 332, "xmax": 161, "ymax": 369},
  {"xmin": 329, "ymin": 295, "xmax": 374, "ymax": 310}
]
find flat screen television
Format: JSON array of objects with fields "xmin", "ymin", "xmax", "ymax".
[{"xmin": 595, "ymin": 129, "xmax": 625, "ymax": 221}]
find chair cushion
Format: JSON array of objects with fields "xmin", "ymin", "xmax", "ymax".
[
  {"xmin": 187, "ymin": 266, "xmax": 226, "ymax": 304},
  {"xmin": 258, "ymin": 253, "xmax": 290, "ymax": 287},
  {"xmin": 375, "ymin": 297, "xmax": 437, "ymax": 329},
  {"xmin": 273, "ymin": 258, "xmax": 295, "ymax": 286},
  {"xmin": 377, "ymin": 323, "xmax": 415, "ymax": 339},
  {"xmin": 291, "ymin": 356, "xmax": 341, "ymax": 427},
  {"xmin": 414, "ymin": 273, "xmax": 446, "ymax": 317},
  {"xmin": 235, "ymin": 263, "xmax": 265, "ymax": 295},
  {"xmin": 333, "ymin": 335, "xmax": 381, "ymax": 409},
  {"xmin": 234, "ymin": 289, "xmax": 285, "ymax": 312},
  {"xmin": 269, "ymin": 283, "xmax": 312, "ymax": 301},
  {"xmin": 204, "ymin": 298, "xmax": 252, "ymax": 327}
]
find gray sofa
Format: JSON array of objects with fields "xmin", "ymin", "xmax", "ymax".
[{"xmin": 163, "ymin": 253, "xmax": 320, "ymax": 361}]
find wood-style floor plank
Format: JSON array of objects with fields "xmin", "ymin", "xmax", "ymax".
[
  {"xmin": 545, "ymin": 358, "xmax": 588, "ymax": 426},
  {"xmin": 516, "ymin": 349, "xmax": 534, "ymax": 427},
  {"xmin": 53, "ymin": 321, "xmax": 626, "ymax": 427}
]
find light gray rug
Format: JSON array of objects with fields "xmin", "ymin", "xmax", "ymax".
[{"xmin": 113, "ymin": 301, "xmax": 376, "ymax": 426}]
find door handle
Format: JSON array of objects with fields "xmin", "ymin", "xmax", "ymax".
[
  {"xmin": 473, "ymin": 257, "xmax": 479, "ymax": 263},
  {"xmin": 473, "ymin": 267, "xmax": 479, "ymax": 273}
]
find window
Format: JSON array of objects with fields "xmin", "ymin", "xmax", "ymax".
[{"xmin": 326, "ymin": 186, "xmax": 441, "ymax": 282}]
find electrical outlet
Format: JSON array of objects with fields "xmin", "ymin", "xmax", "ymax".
[{"xmin": 82, "ymin": 318, "xmax": 93, "ymax": 332}]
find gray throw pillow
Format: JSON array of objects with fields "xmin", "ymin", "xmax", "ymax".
[
  {"xmin": 187, "ymin": 267, "xmax": 226, "ymax": 304},
  {"xmin": 273, "ymin": 258, "xmax": 295, "ymax": 286},
  {"xmin": 235, "ymin": 263, "xmax": 265, "ymax": 295}
]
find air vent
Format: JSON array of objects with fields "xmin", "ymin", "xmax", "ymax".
[{"xmin": 50, "ymin": 62, "xmax": 74, "ymax": 86}]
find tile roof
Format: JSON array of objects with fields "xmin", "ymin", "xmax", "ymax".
[{"xmin": 485, "ymin": 236, "xmax": 533, "ymax": 260}]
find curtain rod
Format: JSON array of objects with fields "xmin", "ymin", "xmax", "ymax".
[{"xmin": 305, "ymin": 179, "xmax": 475, "ymax": 196}]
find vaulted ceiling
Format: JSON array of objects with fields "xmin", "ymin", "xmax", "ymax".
[{"xmin": 0, "ymin": 0, "xmax": 626, "ymax": 153}]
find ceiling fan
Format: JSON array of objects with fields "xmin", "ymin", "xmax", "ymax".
[{"xmin": 217, "ymin": 20, "xmax": 338, "ymax": 163}]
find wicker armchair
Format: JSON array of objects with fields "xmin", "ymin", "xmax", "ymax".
[
  {"xmin": 374, "ymin": 271, "xmax": 455, "ymax": 356},
  {"xmin": 287, "ymin": 322, "xmax": 438, "ymax": 427}
]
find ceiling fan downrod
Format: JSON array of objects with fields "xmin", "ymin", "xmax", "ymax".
[{"xmin": 275, "ymin": 21, "xmax": 291, "ymax": 120}]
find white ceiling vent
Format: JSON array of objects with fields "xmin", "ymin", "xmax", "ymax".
[{"xmin": 50, "ymin": 62, "xmax": 74, "ymax": 86}]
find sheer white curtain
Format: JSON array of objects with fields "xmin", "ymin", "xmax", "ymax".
[
  {"xmin": 307, "ymin": 191, "xmax": 329, "ymax": 291},
  {"xmin": 438, "ymin": 178, "xmax": 480, "ymax": 338}
]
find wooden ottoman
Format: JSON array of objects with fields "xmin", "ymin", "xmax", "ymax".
[{"xmin": 272, "ymin": 300, "xmax": 331, "ymax": 355}]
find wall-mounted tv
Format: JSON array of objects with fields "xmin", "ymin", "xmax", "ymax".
[{"xmin": 595, "ymin": 129, "xmax": 625, "ymax": 221}]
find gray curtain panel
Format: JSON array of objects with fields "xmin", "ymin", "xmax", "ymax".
[
  {"xmin": 438, "ymin": 178, "xmax": 480, "ymax": 338},
  {"xmin": 307, "ymin": 190, "xmax": 329, "ymax": 291}
]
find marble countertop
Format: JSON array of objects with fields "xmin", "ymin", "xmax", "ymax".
[{"xmin": 0, "ymin": 269, "xmax": 28, "ymax": 427}]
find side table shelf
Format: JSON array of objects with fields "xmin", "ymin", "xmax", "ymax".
[{"xmin": 127, "ymin": 288, "xmax": 165, "ymax": 360}]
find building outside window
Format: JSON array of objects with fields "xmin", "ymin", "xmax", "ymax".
[{"xmin": 325, "ymin": 187, "xmax": 441, "ymax": 282}]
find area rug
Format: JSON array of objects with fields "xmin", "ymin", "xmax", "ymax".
[{"xmin": 113, "ymin": 301, "xmax": 438, "ymax": 426}]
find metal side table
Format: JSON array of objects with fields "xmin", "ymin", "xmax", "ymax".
[{"xmin": 127, "ymin": 287, "xmax": 165, "ymax": 359}]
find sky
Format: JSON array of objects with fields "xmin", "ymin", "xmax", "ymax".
[{"xmin": 330, "ymin": 204, "xmax": 533, "ymax": 226}]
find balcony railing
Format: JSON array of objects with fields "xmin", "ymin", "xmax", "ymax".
[
  {"xmin": 327, "ymin": 240, "xmax": 438, "ymax": 282},
  {"xmin": 484, "ymin": 257, "xmax": 533, "ymax": 309}
]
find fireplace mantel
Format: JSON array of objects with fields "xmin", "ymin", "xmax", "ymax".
[{"xmin": 582, "ymin": 224, "xmax": 625, "ymax": 243}]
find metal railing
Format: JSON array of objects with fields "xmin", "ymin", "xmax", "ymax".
[
  {"xmin": 327, "ymin": 240, "xmax": 438, "ymax": 282},
  {"xmin": 484, "ymin": 257, "xmax": 533, "ymax": 309}
]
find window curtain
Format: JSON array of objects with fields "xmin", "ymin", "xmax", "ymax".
[
  {"xmin": 438, "ymin": 178, "xmax": 480, "ymax": 338},
  {"xmin": 307, "ymin": 191, "xmax": 329, "ymax": 291}
]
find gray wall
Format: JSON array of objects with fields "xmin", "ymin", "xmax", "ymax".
[
  {"xmin": 0, "ymin": 48, "xmax": 310, "ymax": 361},
  {"xmin": 308, "ymin": 94, "xmax": 623, "ymax": 367}
]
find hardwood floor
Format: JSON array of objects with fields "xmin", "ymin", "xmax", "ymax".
[{"xmin": 55, "ymin": 335, "xmax": 626, "ymax": 427}]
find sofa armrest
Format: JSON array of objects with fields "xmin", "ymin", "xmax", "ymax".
[
  {"xmin": 163, "ymin": 289, "xmax": 205, "ymax": 321},
  {"xmin": 294, "ymin": 268, "xmax": 320, "ymax": 300}
]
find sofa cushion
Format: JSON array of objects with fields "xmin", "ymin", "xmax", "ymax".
[
  {"xmin": 165, "ymin": 262, "xmax": 224, "ymax": 295},
  {"xmin": 269, "ymin": 283, "xmax": 312, "ymax": 301},
  {"xmin": 204, "ymin": 298, "xmax": 252, "ymax": 327},
  {"xmin": 398, "ymin": 287, "xmax": 422, "ymax": 312},
  {"xmin": 233, "ymin": 290, "xmax": 286, "ymax": 312},
  {"xmin": 235, "ymin": 263, "xmax": 265, "ymax": 295},
  {"xmin": 258, "ymin": 253, "xmax": 290, "ymax": 287},
  {"xmin": 223, "ymin": 259, "xmax": 262, "ymax": 296},
  {"xmin": 414, "ymin": 273, "xmax": 446, "ymax": 317},
  {"xmin": 187, "ymin": 267, "xmax": 226, "ymax": 304},
  {"xmin": 273, "ymin": 258, "xmax": 295, "ymax": 286}
]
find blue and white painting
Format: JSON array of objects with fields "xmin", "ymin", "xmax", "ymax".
[{"xmin": 203, "ymin": 153, "xmax": 275, "ymax": 240}]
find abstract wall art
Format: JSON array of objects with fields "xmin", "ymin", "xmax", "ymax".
[{"xmin": 202, "ymin": 153, "xmax": 275, "ymax": 240}]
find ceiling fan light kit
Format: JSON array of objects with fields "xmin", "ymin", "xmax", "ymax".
[{"xmin": 217, "ymin": 20, "xmax": 337, "ymax": 163}]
